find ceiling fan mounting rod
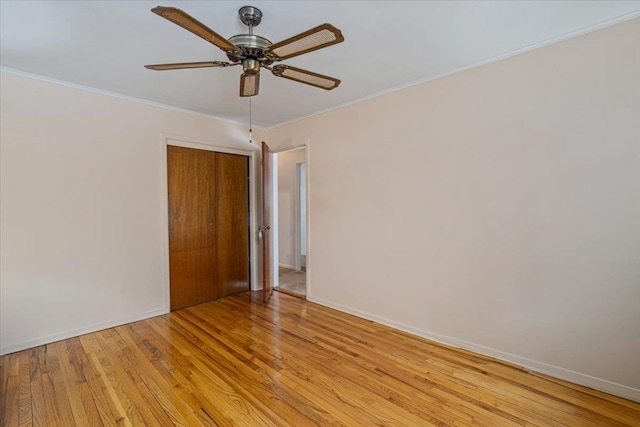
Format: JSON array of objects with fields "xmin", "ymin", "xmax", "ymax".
[{"xmin": 225, "ymin": 5, "xmax": 271, "ymax": 63}]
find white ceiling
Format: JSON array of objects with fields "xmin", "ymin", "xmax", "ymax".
[{"xmin": 1, "ymin": 1, "xmax": 639, "ymax": 128}]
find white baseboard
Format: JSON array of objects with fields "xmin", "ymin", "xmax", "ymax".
[
  {"xmin": 307, "ymin": 296, "xmax": 640, "ymax": 403},
  {"xmin": 279, "ymin": 263, "xmax": 296, "ymax": 270},
  {"xmin": 0, "ymin": 308, "xmax": 168, "ymax": 356}
]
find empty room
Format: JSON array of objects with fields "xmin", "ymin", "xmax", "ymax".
[{"xmin": 1, "ymin": 1, "xmax": 639, "ymax": 426}]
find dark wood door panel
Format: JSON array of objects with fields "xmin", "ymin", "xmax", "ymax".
[
  {"xmin": 167, "ymin": 146, "xmax": 217, "ymax": 310},
  {"xmin": 216, "ymin": 153, "xmax": 249, "ymax": 297},
  {"xmin": 169, "ymin": 248, "xmax": 217, "ymax": 310},
  {"xmin": 167, "ymin": 146, "xmax": 216, "ymax": 251}
]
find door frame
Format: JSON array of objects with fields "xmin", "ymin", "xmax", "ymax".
[
  {"xmin": 272, "ymin": 143, "xmax": 311, "ymax": 297},
  {"xmin": 294, "ymin": 161, "xmax": 306, "ymax": 272},
  {"xmin": 160, "ymin": 133, "xmax": 258, "ymax": 313}
]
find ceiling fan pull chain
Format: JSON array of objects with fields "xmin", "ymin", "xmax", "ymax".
[{"xmin": 249, "ymin": 97, "xmax": 253, "ymax": 144}]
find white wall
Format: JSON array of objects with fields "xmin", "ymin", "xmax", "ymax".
[
  {"xmin": 2, "ymin": 18, "xmax": 638, "ymax": 401},
  {"xmin": 0, "ymin": 71, "xmax": 265, "ymax": 355},
  {"xmin": 277, "ymin": 148, "xmax": 306, "ymax": 269},
  {"xmin": 300, "ymin": 163, "xmax": 307, "ymax": 259},
  {"xmin": 268, "ymin": 19, "xmax": 640, "ymax": 400}
]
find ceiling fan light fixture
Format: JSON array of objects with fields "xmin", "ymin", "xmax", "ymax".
[{"xmin": 242, "ymin": 58, "xmax": 260, "ymax": 74}]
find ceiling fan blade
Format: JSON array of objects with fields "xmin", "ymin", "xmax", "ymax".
[
  {"xmin": 267, "ymin": 23, "xmax": 344, "ymax": 60},
  {"xmin": 240, "ymin": 73, "xmax": 260, "ymax": 97},
  {"xmin": 145, "ymin": 61, "xmax": 232, "ymax": 71},
  {"xmin": 271, "ymin": 65, "xmax": 340, "ymax": 90},
  {"xmin": 151, "ymin": 6, "xmax": 238, "ymax": 53}
]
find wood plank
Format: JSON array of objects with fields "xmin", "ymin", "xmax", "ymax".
[
  {"xmin": 262, "ymin": 303, "xmax": 598, "ymax": 425},
  {"xmin": 2, "ymin": 353, "xmax": 20, "ymax": 427},
  {"xmin": 2, "ymin": 292, "xmax": 639, "ymax": 426},
  {"xmin": 200, "ymin": 298, "xmax": 507, "ymax": 426},
  {"xmin": 154, "ymin": 312, "xmax": 340, "ymax": 427},
  {"xmin": 48, "ymin": 341, "xmax": 90, "ymax": 427},
  {"xmin": 182, "ymin": 304, "xmax": 448, "ymax": 425},
  {"xmin": 137, "ymin": 318, "xmax": 279, "ymax": 427},
  {"xmin": 95, "ymin": 329, "xmax": 174, "ymax": 427},
  {"xmin": 29, "ymin": 347, "xmax": 48, "ymax": 427},
  {"xmin": 81, "ymin": 334, "xmax": 139, "ymax": 427},
  {"xmin": 0, "ymin": 352, "xmax": 8, "ymax": 426},
  {"xmin": 215, "ymin": 152, "xmax": 250, "ymax": 298},
  {"xmin": 41, "ymin": 345, "xmax": 75, "ymax": 426},
  {"xmin": 168, "ymin": 145, "xmax": 218, "ymax": 310},
  {"xmin": 77, "ymin": 335, "xmax": 129, "ymax": 427},
  {"xmin": 91, "ymin": 330, "xmax": 160, "ymax": 426},
  {"xmin": 16, "ymin": 353, "xmax": 32, "ymax": 427},
  {"xmin": 115, "ymin": 321, "xmax": 218, "ymax": 427}
]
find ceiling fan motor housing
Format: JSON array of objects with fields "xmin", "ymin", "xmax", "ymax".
[{"xmin": 227, "ymin": 34, "xmax": 273, "ymax": 65}]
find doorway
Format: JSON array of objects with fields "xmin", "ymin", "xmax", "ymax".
[
  {"xmin": 273, "ymin": 147, "xmax": 308, "ymax": 298},
  {"xmin": 166, "ymin": 144, "xmax": 251, "ymax": 310}
]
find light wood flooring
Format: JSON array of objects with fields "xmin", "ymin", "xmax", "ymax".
[{"xmin": 2, "ymin": 292, "xmax": 639, "ymax": 426}]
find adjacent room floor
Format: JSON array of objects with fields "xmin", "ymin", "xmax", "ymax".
[
  {"xmin": 277, "ymin": 266, "xmax": 306, "ymax": 298},
  {"xmin": 2, "ymin": 292, "xmax": 639, "ymax": 426}
]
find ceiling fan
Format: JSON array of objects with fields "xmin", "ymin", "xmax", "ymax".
[{"xmin": 145, "ymin": 5, "xmax": 344, "ymax": 97}]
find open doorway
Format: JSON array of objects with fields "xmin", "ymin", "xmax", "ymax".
[{"xmin": 273, "ymin": 147, "xmax": 307, "ymax": 298}]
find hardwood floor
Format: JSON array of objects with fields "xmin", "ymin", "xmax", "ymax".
[{"xmin": 2, "ymin": 292, "xmax": 639, "ymax": 426}]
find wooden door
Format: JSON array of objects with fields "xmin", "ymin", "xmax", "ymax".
[
  {"xmin": 261, "ymin": 141, "xmax": 274, "ymax": 304},
  {"xmin": 216, "ymin": 153, "xmax": 249, "ymax": 297},
  {"xmin": 168, "ymin": 146, "xmax": 217, "ymax": 310},
  {"xmin": 168, "ymin": 146, "xmax": 249, "ymax": 310}
]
